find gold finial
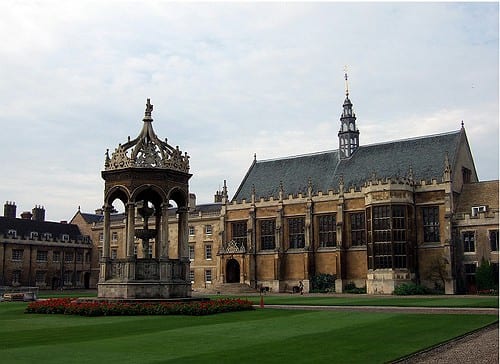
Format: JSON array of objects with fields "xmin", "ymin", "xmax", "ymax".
[{"xmin": 344, "ymin": 65, "xmax": 349, "ymax": 96}]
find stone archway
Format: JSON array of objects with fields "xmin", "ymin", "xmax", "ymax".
[{"xmin": 226, "ymin": 259, "xmax": 240, "ymax": 283}]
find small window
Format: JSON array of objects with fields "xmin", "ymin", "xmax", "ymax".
[
  {"xmin": 76, "ymin": 252, "xmax": 83, "ymax": 263},
  {"xmin": 12, "ymin": 270, "xmax": 21, "ymax": 284},
  {"xmin": 30, "ymin": 232, "xmax": 39, "ymax": 239},
  {"xmin": 205, "ymin": 269, "xmax": 212, "ymax": 283},
  {"xmin": 464, "ymin": 263, "xmax": 477, "ymax": 275},
  {"xmin": 65, "ymin": 252, "xmax": 74, "ymax": 262},
  {"xmin": 111, "ymin": 231, "xmax": 118, "ymax": 241},
  {"xmin": 53, "ymin": 251, "xmax": 61, "ymax": 262},
  {"xmin": 62, "ymin": 234, "xmax": 70, "ymax": 242},
  {"xmin": 205, "ymin": 244, "xmax": 212, "ymax": 260},
  {"xmin": 12, "ymin": 249, "xmax": 23, "ymax": 261},
  {"xmin": 189, "ymin": 245, "xmax": 195, "ymax": 261},
  {"xmin": 111, "ymin": 249, "xmax": 117, "ymax": 259},
  {"xmin": 462, "ymin": 167, "xmax": 472, "ymax": 184},
  {"xmin": 7, "ymin": 229, "xmax": 17, "ymax": 238},
  {"xmin": 471, "ymin": 206, "xmax": 486, "ymax": 217},
  {"xmin": 43, "ymin": 232, "xmax": 52, "ymax": 240},
  {"xmin": 205, "ymin": 225, "xmax": 213, "ymax": 235},
  {"xmin": 189, "ymin": 270, "xmax": 195, "ymax": 283},
  {"xmin": 36, "ymin": 250, "xmax": 48, "ymax": 262},
  {"xmin": 35, "ymin": 271, "xmax": 46, "ymax": 285},
  {"xmin": 148, "ymin": 245, "xmax": 153, "ymax": 259},
  {"xmin": 99, "ymin": 233, "xmax": 104, "ymax": 242},
  {"xmin": 189, "ymin": 226, "xmax": 195, "ymax": 236},
  {"xmin": 490, "ymin": 230, "xmax": 499, "ymax": 252},
  {"xmin": 463, "ymin": 231, "xmax": 475, "ymax": 253},
  {"xmin": 64, "ymin": 271, "xmax": 73, "ymax": 285}
]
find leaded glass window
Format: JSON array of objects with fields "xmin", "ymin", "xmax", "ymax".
[
  {"xmin": 422, "ymin": 206, "xmax": 440, "ymax": 242},
  {"xmin": 318, "ymin": 214, "xmax": 336, "ymax": 247},
  {"xmin": 260, "ymin": 219, "xmax": 276, "ymax": 250},
  {"xmin": 288, "ymin": 217, "xmax": 305, "ymax": 249}
]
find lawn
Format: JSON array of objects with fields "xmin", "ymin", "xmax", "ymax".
[
  {"xmin": 209, "ymin": 294, "xmax": 499, "ymax": 308},
  {"xmin": 0, "ymin": 301, "xmax": 497, "ymax": 363}
]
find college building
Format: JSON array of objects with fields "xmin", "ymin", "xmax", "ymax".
[
  {"xmin": 2, "ymin": 80, "xmax": 497, "ymax": 295},
  {"xmin": 0, "ymin": 203, "xmax": 92, "ymax": 289}
]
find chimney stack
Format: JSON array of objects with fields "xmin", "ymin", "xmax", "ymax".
[
  {"xmin": 32, "ymin": 205, "xmax": 45, "ymax": 222},
  {"xmin": 4, "ymin": 201, "xmax": 16, "ymax": 218},
  {"xmin": 21, "ymin": 211, "xmax": 33, "ymax": 220}
]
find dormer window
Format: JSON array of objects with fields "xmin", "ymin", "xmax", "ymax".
[
  {"xmin": 43, "ymin": 233, "xmax": 52, "ymax": 240},
  {"xmin": 471, "ymin": 206, "xmax": 486, "ymax": 217},
  {"xmin": 30, "ymin": 232, "xmax": 39, "ymax": 239},
  {"xmin": 7, "ymin": 229, "xmax": 17, "ymax": 238},
  {"xmin": 61, "ymin": 234, "xmax": 70, "ymax": 242}
]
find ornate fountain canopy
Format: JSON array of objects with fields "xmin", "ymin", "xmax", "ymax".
[{"xmin": 104, "ymin": 99, "xmax": 190, "ymax": 173}]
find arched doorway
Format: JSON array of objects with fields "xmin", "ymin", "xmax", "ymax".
[{"xmin": 226, "ymin": 259, "xmax": 240, "ymax": 283}]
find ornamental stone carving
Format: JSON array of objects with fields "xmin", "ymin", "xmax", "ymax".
[{"xmin": 104, "ymin": 99, "xmax": 190, "ymax": 173}]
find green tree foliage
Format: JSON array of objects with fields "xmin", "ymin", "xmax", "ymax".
[{"xmin": 475, "ymin": 259, "xmax": 498, "ymax": 292}]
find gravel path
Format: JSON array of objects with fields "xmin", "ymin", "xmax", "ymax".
[{"xmin": 396, "ymin": 323, "xmax": 499, "ymax": 364}]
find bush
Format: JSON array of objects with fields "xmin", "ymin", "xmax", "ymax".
[
  {"xmin": 344, "ymin": 282, "xmax": 366, "ymax": 294},
  {"xmin": 25, "ymin": 298, "xmax": 254, "ymax": 316},
  {"xmin": 393, "ymin": 283, "xmax": 433, "ymax": 296},
  {"xmin": 310, "ymin": 274, "xmax": 336, "ymax": 293},
  {"xmin": 475, "ymin": 259, "xmax": 498, "ymax": 292}
]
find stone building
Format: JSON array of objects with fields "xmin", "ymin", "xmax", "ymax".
[
  {"xmin": 217, "ymin": 79, "xmax": 486, "ymax": 295},
  {"xmin": 72, "ymin": 78, "xmax": 497, "ymax": 295},
  {"xmin": 0, "ymin": 202, "xmax": 92, "ymax": 289},
  {"xmin": 453, "ymin": 180, "xmax": 499, "ymax": 292}
]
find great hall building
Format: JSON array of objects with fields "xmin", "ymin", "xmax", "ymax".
[{"xmin": 66, "ymin": 80, "xmax": 499, "ymax": 295}]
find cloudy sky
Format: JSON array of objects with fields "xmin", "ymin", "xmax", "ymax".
[{"xmin": 0, "ymin": 1, "xmax": 498, "ymax": 222}]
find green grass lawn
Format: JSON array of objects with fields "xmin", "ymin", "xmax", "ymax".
[
  {"xmin": 0, "ymin": 302, "xmax": 497, "ymax": 363},
  {"xmin": 209, "ymin": 294, "xmax": 499, "ymax": 308}
]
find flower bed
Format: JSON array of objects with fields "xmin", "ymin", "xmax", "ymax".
[{"xmin": 25, "ymin": 298, "xmax": 254, "ymax": 316}]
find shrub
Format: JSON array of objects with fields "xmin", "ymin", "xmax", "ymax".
[
  {"xmin": 475, "ymin": 259, "xmax": 498, "ymax": 292},
  {"xmin": 344, "ymin": 282, "xmax": 366, "ymax": 294},
  {"xmin": 310, "ymin": 274, "xmax": 336, "ymax": 293},
  {"xmin": 393, "ymin": 283, "xmax": 433, "ymax": 296},
  {"xmin": 25, "ymin": 298, "xmax": 254, "ymax": 317}
]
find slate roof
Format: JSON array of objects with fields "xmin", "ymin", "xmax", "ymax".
[
  {"xmin": 233, "ymin": 130, "xmax": 463, "ymax": 202},
  {"xmin": 0, "ymin": 217, "xmax": 83, "ymax": 239},
  {"xmin": 80, "ymin": 213, "xmax": 104, "ymax": 224}
]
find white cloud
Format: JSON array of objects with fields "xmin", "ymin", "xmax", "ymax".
[{"xmin": 0, "ymin": 2, "xmax": 497, "ymax": 221}]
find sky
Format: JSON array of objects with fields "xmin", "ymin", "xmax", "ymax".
[{"xmin": 0, "ymin": 1, "xmax": 498, "ymax": 222}]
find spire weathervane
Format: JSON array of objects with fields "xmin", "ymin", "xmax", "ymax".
[{"xmin": 344, "ymin": 65, "xmax": 349, "ymax": 97}]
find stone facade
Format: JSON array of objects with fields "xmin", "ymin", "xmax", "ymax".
[{"xmin": 1, "ymin": 203, "xmax": 92, "ymax": 289}]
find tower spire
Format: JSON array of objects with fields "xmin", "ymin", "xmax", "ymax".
[{"xmin": 338, "ymin": 69, "xmax": 359, "ymax": 159}]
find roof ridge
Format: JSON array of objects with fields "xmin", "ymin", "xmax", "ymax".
[
  {"xmin": 257, "ymin": 149, "xmax": 338, "ymax": 163},
  {"xmin": 359, "ymin": 129, "xmax": 461, "ymax": 149}
]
